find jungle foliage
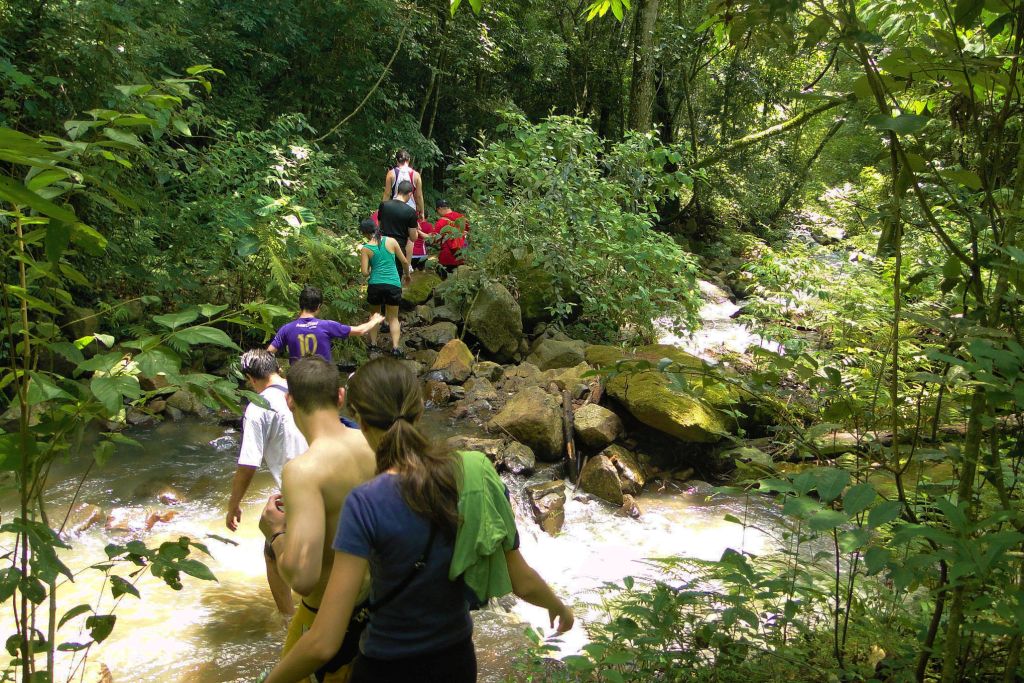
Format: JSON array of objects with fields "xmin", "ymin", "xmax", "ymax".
[{"xmin": 2, "ymin": 0, "xmax": 1024, "ymax": 680}]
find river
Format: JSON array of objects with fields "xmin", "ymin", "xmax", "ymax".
[{"xmin": 12, "ymin": 281, "xmax": 791, "ymax": 682}]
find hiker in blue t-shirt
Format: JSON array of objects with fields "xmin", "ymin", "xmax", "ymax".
[
  {"xmin": 268, "ymin": 286, "xmax": 383, "ymax": 363},
  {"xmin": 263, "ymin": 358, "xmax": 573, "ymax": 683}
]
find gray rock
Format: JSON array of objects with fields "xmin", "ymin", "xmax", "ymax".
[
  {"xmin": 413, "ymin": 304, "xmax": 434, "ymax": 325},
  {"xmin": 432, "ymin": 305, "xmax": 463, "ymax": 324},
  {"xmin": 411, "ymin": 349, "xmax": 439, "ymax": 367},
  {"xmin": 526, "ymin": 480, "xmax": 566, "ymax": 535},
  {"xmin": 166, "ymin": 389, "xmax": 208, "ymax": 416},
  {"xmin": 578, "ymin": 454, "xmax": 624, "ymax": 506},
  {"xmin": 464, "ymin": 377, "xmax": 498, "ymax": 403},
  {"xmin": 574, "ymin": 404, "xmax": 623, "ymax": 451},
  {"xmin": 526, "ymin": 338, "xmax": 587, "ymax": 371},
  {"xmin": 500, "ymin": 441, "xmax": 536, "ymax": 475},
  {"xmin": 424, "ymin": 380, "xmax": 452, "ymax": 406},
  {"xmin": 419, "ymin": 322, "xmax": 459, "ymax": 349},
  {"xmin": 601, "ymin": 444, "xmax": 646, "ymax": 495},
  {"xmin": 616, "ymin": 494, "xmax": 642, "ymax": 519},
  {"xmin": 472, "ymin": 361, "xmax": 504, "ymax": 383},
  {"xmin": 811, "ymin": 225, "xmax": 846, "ymax": 245},
  {"xmin": 488, "ymin": 386, "xmax": 563, "ymax": 460},
  {"xmin": 446, "ymin": 436, "xmax": 505, "ymax": 462},
  {"xmin": 429, "ymin": 339, "xmax": 474, "ymax": 384},
  {"xmin": 465, "ymin": 282, "xmax": 523, "ymax": 362}
]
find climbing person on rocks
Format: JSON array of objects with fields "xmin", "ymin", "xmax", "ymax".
[
  {"xmin": 359, "ymin": 218, "xmax": 408, "ymax": 358},
  {"xmin": 425, "ymin": 198, "xmax": 469, "ymax": 278},
  {"xmin": 381, "ymin": 149, "xmax": 425, "ymax": 218},
  {"xmin": 258, "ymin": 356, "xmax": 377, "ymax": 682},
  {"xmin": 262, "ymin": 357, "xmax": 575, "ymax": 683},
  {"xmin": 268, "ymin": 286, "xmax": 384, "ymax": 364},
  {"xmin": 226, "ymin": 349, "xmax": 308, "ymax": 617},
  {"xmin": 376, "ymin": 181, "xmax": 420, "ymax": 280}
]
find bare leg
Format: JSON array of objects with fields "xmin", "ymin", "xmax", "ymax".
[
  {"xmin": 386, "ymin": 305, "xmax": 401, "ymax": 350},
  {"xmin": 367, "ymin": 303, "xmax": 378, "ymax": 348},
  {"xmin": 265, "ymin": 547, "xmax": 295, "ymax": 616}
]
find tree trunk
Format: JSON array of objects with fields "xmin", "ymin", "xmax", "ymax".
[{"xmin": 628, "ymin": 0, "xmax": 660, "ymax": 131}]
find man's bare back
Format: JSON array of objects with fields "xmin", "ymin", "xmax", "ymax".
[{"xmin": 275, "ymin": 423, "xmax": 376, "ymax": 607}]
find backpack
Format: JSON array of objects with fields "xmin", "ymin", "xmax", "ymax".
[{"xmin": 391, "ymin": 165, "xmax": 417, "ymax": 202}]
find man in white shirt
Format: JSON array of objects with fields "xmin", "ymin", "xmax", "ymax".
[{"xmin": 226, "ymin": 349, "xmax": 308, "ymax": 616}]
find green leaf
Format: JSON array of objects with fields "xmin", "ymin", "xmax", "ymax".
[
  {"xmin": 199, "ymin": 303, "xmax": 228, "ymax": 318},
  {"xmin": 136, "ymin": 348, "xmax": 181, "ymax": 379},
  {"xmin": 813, "ymin": 468, "xmax": 850, "ymax": 503},
  {"xmin": 808, "ymin": 509, "xmax": 849, "ymax": 531},
  {"xmin": 867, "ymin": 113, "xmax": 929, "ymax": 135},
  {"xmin": 110, "ymin": 575, "xmax": 140, "ymax": 599},
  {"xmin": 0, "ymin": 175, "xmax": 79, "ymax": 223},
  {"xmin": 954, "ymin": 0, "xmax": 984, "ymax": 25},
  {"xmin": 19, "ymin": 575, "xmax": 46, "ymax": 604},
  {"xmin": 0, "ymin": 568, "xmax": 22, "ymax": 602},
  {"xmin": 102, "ymin": 128, "xmax": 144, "ymax": 149},
  {"xmin": 58, "ymin": 604, "xmax": 93, "ymax": 629},
  {"xmin": 152, "ymin": 309, "xmax": 199, "ymax": 330},
  {"xmin": 868, "ymin": 500, "xmax": 903, "ymax": 528},
  {"xmin": 172, "ymin": 326, "xmax": 240, "ymax": 350},
  {"xmin": 85, "ymin": 614, "xmax": 116, "ymax": 643},
  {"xmin": 864, "ymin": 546, "xmax": 889, "ymax": 574},
  {"xmin": 843, "ymin": 482, "xmax": 876, "ymax": 516},
  {"xmin": 93, "ymin": 441, "xmax": 115, "ymax": 467},
  {"xmin": 89, "ymin": 375, "xmax": 142, "ymax": 415},
  {"xmin": 940, "ymin": 168, "xmax": 983, "ymax": 190},
  {"xmin": 176, "ymin": 558, "xmax": 217, "ymax": 582},
  {"xmin": 44, "ymin": 221, "xmax": 71, "ymax": 263}
]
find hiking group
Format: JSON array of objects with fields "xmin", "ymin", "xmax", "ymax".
[{"xmin": 225, "ymin": 152, "xmax": 572, "ymax": 683}]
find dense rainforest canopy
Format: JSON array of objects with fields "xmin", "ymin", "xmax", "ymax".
[{"xmin": 1, "ymin": 0, "xmax": 1023, "ymax": 681}]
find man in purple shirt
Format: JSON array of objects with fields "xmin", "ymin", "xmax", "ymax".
[{"xmin": 268, "ymin": 286, "xmax": 384, "ymax": 363}]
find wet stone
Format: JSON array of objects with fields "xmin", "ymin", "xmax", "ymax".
[
  {"xmin": 616, "ymin": 494, "xmax": 642, "ymax": 519},
  {"xmin": 578, "ymin": 454, "xmax": 624, "ymax": 506},
  {"xmin": 64, "ymin": 503, "xmax": 104, "ymax": 536},
  {"xmin": 499, "ymin": 441, "xmax": 536, "ymax": 476},
  {"xmin": 425, "ymin": 380, "xmax": 452, "ymax": 406},
  {"xmin": 526, "ymin": 480, "xmax": 566, "ymax": 535}
]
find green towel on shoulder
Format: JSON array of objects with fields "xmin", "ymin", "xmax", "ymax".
[{"xmin": 450, "ymin": 450, "xmax": 517, "ymax": 602}]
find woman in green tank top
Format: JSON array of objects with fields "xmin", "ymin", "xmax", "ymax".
[{"xmin": 360, "ymin": 218, "xmax": 409, "ymax": 357}]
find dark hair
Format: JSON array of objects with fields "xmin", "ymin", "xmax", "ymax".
[
  {"xmin": 346, "ymin": 358, "xmax": 460, "ymax": 536},
  {"xmin": 287, "ymin": 356, "xmax": 339, "ymax": 413},
  {"xmin": 395, "ymin": 180, "xmax": 414, "ymax": 196},
  {"xmin": 359, "ymin": 218, "xmax": 377, "ymax": 236},
  {"xmin": 299, "ymin": 286, "xmax": 322, "ymax": 312},
  {"xmin": 395, "ymin": 149, "xmax": 411, "ymax": 164},
  {"xmin": 240, "ymin": 349, "xmax": 279, "ymax": 380},
  {"xmin": 435, "ymin": 198, "xmax": 449, "ymax": 209}
]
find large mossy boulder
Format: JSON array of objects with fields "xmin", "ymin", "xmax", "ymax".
[
  {"xmin": 488, "ymin": 386, "xmax": 562, "ymax": 460},
  {"xmin": 402, "ymin": 271, "xmax": 442, "ymax": 306},
  {"xmin": 585, "ymin": 344, "xmax": 628, "ymax": 369},
  {"xmin": 526, "ymin": 338, "xmax": 586, "ymax": 371},
  {"xmin": 465, "ymin": 282, "xmax": 523, "ymax": 362},
  {"xmin": 606, "ymin": 370, "xmax": 730, "ymax": 443}
]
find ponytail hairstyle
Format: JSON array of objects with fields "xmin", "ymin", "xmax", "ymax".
[
  {"xmin": 359, "ymin": 218, "xmax": 382, "ymax": 248},
  {"xmin": 346, "ymin": 357, "xmax": 461, "ymax": 536}
]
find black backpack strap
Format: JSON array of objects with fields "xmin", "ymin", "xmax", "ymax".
[{"xmin": 368, "ymin": 524, "xmax": 436, "ymax": 613}]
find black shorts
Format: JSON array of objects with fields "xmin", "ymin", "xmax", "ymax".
[
  {"xmin": 411, "ymin": 256, "xmax": 428, "ymax": 271},
  {"xmin": 367, "ymin": 283, "xmax": 402, "ymax": 306}
]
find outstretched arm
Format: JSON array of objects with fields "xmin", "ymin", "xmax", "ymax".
[
  {"xmin": 261, "ymin": 461, "xmax": 326, "ymax": 596},
  {"xmin": 348, "ymin": 313, "xmax": 384, "ymax": 337},
  {"xmin": 264, "ymin": 551, "xmax": 367, "ymax": 683},
  {"xmin": 506, "ymin": 548, "xmax": 574, "ymax": 632}
]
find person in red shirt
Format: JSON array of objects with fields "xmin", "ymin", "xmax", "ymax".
[{"xmin": 426, "ymin": 199, "xmax": 469, "ymax": 277}]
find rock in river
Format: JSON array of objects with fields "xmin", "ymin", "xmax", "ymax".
[
  {"xmin": 488, "ymin": 386, "xmax": 563, "ymax": 460},
  {"xmin": 578, "ymin": 454, "xmax": 624, "ymax": 506},
  {"xmin": 573, "ymin": 404, "xmax": 623, "ymax": 451},
  {"xmin": 526, "ymin": 480, "xmax": 566, "ymax": 535},
  {"xmin": 429, "ymin": 339, "xmax": 474, "ymax": 384},
  {"xmin": 606, "ymin": 369, "xmax": 730, "ymax": 443}
]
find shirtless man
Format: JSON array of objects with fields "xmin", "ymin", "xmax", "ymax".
[{"xmin": 258, "ymin": 356, "xmax": 376, "ymax": 682}]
